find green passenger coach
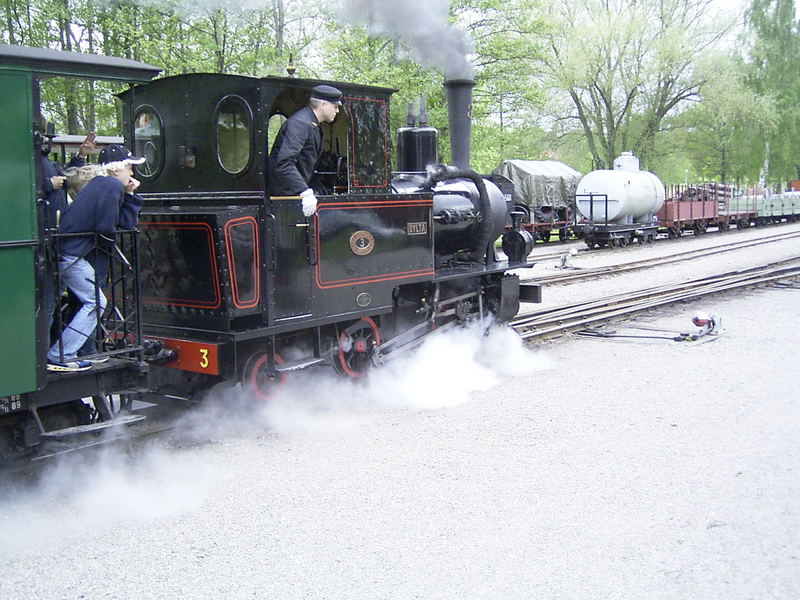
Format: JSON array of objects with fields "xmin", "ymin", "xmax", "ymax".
[{"xmin": 0, "ymin": 44, "xmax": 159, "ymax": 459}]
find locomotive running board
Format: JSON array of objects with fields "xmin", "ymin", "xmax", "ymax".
[
  {"xmin": 38, "ymin": 414, "xmax": 146, "ymax": 440},
  {"xmin": 274, "ymin": 356, "xmax": 328, "ymax": 373}
]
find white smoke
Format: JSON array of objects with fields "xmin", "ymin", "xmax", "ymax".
[
  {"xmin": 0, "ymin": 321, "xmax": 550, "ymax": 554},
  {"xmin": 0, "ymin": 444, "xmax": 218, "ymax": 554},
  {"xmin": 245, "ymin": 320, "xmax": 551, "ymax": 434},
  {"xmin": 338, "ymin": 0, "xmax": 475, "ymax": 79}
]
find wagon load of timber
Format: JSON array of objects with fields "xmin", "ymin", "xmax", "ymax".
[
  {"xmin": 494, "ymin": 160, "xmax": 582, "ymax": 209},
  {"xmin": 670, "ymin": 182, "xmax": 736, "ymax": 202}
]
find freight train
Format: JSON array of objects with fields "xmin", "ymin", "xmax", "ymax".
[
  {"xmin": 572, "ymin": 152, "xmax": 800, "ymax": 248},
  {"xmin": 0, "ymin": 44, "xmax": 540, "ymax": 463}
]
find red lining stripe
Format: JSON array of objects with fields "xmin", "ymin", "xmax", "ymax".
[
  {"xmin": 223, "ymin": 216, "xmax": 261, "ymax": 309},
  {"xmin": 313, "ymin": 203, "xmax": 434, "ymax": 288},
  {"xmin": 140, "ymin": 221, "xmax": 222, "ymax": 309}
]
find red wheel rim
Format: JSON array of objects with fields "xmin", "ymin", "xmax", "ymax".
[
  {"xmin": 337, "ymin": 317, "xmax": 381, "ymax": 379},
  {"xmin": 247, "ymin": 353, "xmax": 285, "ymax": 401}
]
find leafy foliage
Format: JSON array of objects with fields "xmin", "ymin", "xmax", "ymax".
[
  {"xmin": 745, "ymin": 0, "xmax": 800, "ymax": 183},
  {"xmin": 3, "ymin": 0, "xmax": 798, "ymax": 186}
]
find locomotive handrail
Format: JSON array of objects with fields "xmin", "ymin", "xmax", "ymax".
[{"xmin": 46, "ymin": 228, "xmax": 143, "ymax": 366}]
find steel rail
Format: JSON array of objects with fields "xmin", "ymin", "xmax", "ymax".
[
  {"xmin": 522, "ymin": 230, "xmax": 800, "ymax": 285},
  {"xmin": 513, "ymin": 257, "xmax": 800, "ymax": 341}
]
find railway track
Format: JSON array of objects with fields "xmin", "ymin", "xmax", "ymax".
[
  {"xmin": 523, "ymin": 230, "xmax": 800, "ymax": 285},
  {"xmin": 0, "ymin": 405, "xmax": 182, "ymax": 477},
  {"xmin": 512, "ymin": 256, "xmax": 800, "ymax": 342},
  {"xmin": 8, "ymin": 242, "xmax": 800, "ymax": 473}
]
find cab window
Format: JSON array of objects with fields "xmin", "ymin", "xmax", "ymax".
[{"xmin": 216, "ymin": 95, "xmax": 252, "ymax": 175}]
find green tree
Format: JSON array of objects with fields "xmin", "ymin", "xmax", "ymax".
[
  {"xmin": 537, "ymin": 0, "xmax": 736, "ymax": 170},
  {"xmin": 745, "ymin": 0, "xmax": 800, "ymax": 183},
  {"xmin": 322, "ymin": 0, "xmax": 546, "ymax": 171},
  {"xmin": 674, "ymin": 54, "xmax": 777, "ymax": 185}
]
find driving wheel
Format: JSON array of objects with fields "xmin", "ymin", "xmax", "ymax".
[{"xmin": 333, "ymin": 317, "xmax": 381, "ymax": 379}]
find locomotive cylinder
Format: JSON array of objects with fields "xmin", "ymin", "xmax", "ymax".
[{"xmin": 576, "ymin": 152, "xmax": 665, "ymax": 224}]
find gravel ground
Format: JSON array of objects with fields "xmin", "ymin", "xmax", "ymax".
[{"xmin": 1, "ymin": 223, "xmax": 798, "ymax": 600}]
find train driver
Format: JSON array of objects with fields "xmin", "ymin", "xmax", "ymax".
[{"xmin": 268, "ymin": 84, "xmax": 342, "ymax": 217}]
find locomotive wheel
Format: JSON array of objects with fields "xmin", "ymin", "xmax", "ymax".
[
  {"xmin": 333, "ymin": 317, "xmax": 382, "ymax": 379},
  {"xmin": 242, "ymin": 352, "xmax": 286, "ymax": 401},
  {"xmin": 619, "ymin": 237, "xmax": 628, "ymax": 247}
]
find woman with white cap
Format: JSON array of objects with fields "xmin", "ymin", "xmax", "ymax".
[{"xmin": 47, "ymin": 145, "xmax": 145, "ymax": 371}]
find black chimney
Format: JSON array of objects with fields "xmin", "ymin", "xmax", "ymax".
[{"xmin": 444, "ymin": 78, "xmax": 475, "ymax": 171}]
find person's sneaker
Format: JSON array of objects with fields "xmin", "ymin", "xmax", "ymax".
[{"xmin": 47, "ymin": 359, "xmax": 92, "ymax": 372}]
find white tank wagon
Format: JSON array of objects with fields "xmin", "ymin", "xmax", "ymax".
[{"xmin": 576, "ymin": 153, "xmax": 665, "ymax": 248}]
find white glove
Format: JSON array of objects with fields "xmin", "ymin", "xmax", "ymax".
[{"xmin": 300, "ymin": 189, "xmax": 317, "ymax": 217}]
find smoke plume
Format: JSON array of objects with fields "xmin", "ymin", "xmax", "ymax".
[{"xmin": 338, "ymin": 0, "xmax": 475, "ymax": 79}]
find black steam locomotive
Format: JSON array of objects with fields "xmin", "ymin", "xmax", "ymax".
[
  {"xmin": 0, "ymin": 43, "xmax": 539, "ymax": 463},
  {"xmin": 125, "ymin": 72, "xmax": 540, "ymax": 400}
]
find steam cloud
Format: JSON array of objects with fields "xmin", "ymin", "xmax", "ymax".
[
  {"xmin": 338, "ymin": 0, "xmax": 475, "ymax": 79},
  {"xmin": 0, "ymin": 322, "xmax": 549, "ymax": 555}
]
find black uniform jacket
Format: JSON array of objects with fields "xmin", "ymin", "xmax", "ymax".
[
  {"xmin": 268, "ymin": 106, "xmax": 323, "ymax": 196},
  {"xmin": 40, "ymin": 151, "xmax": 85, "ymax": 229}
]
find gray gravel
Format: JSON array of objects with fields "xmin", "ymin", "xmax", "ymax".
[{"xmin": 1, "ymin": 224, "xmax": 798, "ymax": 599}]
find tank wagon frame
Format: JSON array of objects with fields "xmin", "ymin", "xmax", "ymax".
[{"xmin": 576, "ymin": 192, "xmax": 659, "ymax": 248}]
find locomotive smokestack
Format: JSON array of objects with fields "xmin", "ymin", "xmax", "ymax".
[{"xmin": 444, "ymin": 78, "xmax": 475, "ymax": 171}]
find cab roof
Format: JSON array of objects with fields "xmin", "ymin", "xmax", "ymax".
[{"xmin": 0, "ymin": 44, "xmax": 161, "ymax": 82}]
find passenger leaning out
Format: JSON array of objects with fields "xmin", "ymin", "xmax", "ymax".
[{"xmin": 47, "ymin": 145, "xmax": 145, "ymax": 372}]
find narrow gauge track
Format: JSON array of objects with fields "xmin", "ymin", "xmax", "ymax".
[
  {"xmin": 8, "ymin": 247, "xmax": 799, "ymax": 474},
  {"xmin": 512, "ymin": 257, "xmax": 800, "ymax": 342},
  {"xmin": 1, "ymin": 407, "xmax": 182, "ymax": 477},
  {"xmin": 523, "ymin": 230, "xmax": 800, "ymax": 285},
  {"xmin": 524, "ymin": 223, "xmax": 800, "ymax": 264}
]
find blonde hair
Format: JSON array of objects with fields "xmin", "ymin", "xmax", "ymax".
[{"xmin": 64, "ymin": 161, "xmax": 130, "ymax": 200}]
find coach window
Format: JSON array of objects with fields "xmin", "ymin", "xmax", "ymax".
[
  {"xmin": 216, "ymin": 95, "xmax": 253, "ymax": 175},
  {"xmin": 133, "ymin": 106, "xmax": 164, "ymax": 179}
]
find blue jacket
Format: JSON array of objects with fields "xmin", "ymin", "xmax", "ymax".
[
  {"xmin": 40, "ymin": 151, "xmax": 85, "ymax": 229},
  {"xmin": 57, "ymin": 176, "xmax": 143, "ymax": 259}
]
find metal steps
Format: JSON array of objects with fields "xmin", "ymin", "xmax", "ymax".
[{"xmin": 39, "ymin": 414, "xmax": 146, "ymax": 440}]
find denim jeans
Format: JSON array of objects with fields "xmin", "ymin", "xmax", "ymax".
[{"xmin": 47, "ymin": 254, "xmax": 107, "ymax": 362}]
